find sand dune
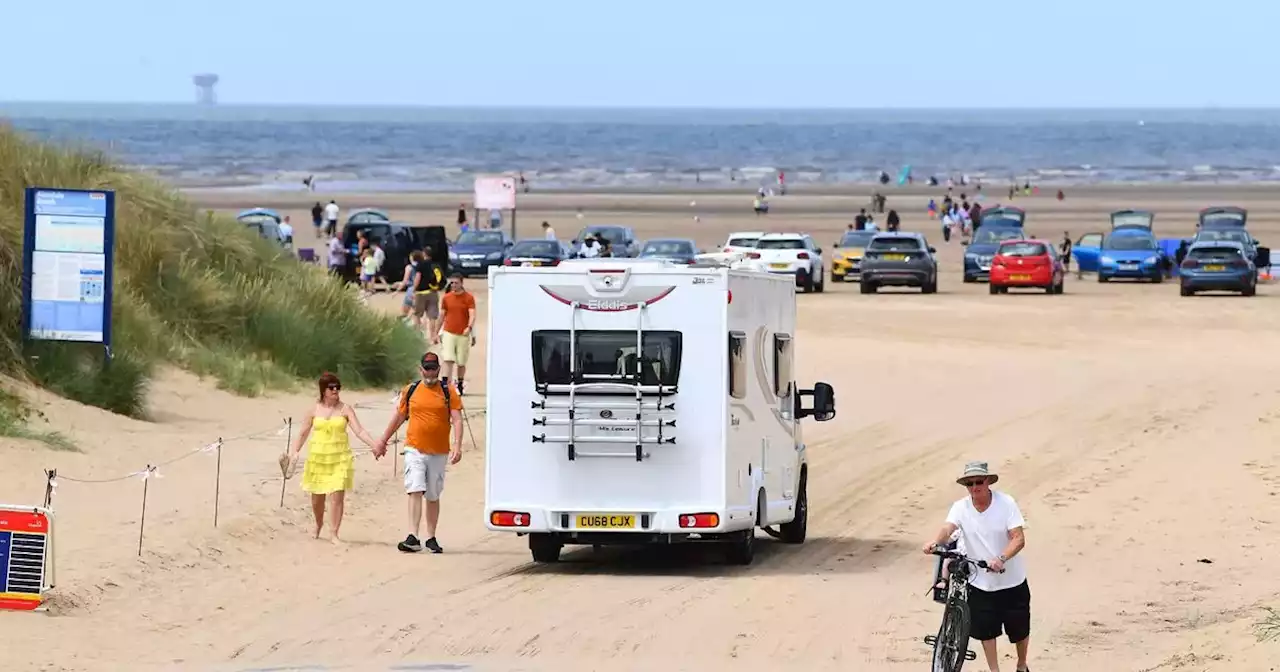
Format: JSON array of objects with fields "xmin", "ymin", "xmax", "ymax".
[{"xmin": 3, "ymin": 188, "xmax": 1280, "ymax": 671}]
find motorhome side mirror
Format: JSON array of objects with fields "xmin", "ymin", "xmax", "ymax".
[{"xmin": 795, "ymin": 382, "xmax": 836, "ymax": 421}]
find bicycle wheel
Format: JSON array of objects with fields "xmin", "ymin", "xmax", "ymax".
[{"xmin": 931, "ymin": 597, "xmax": 972, "ymax": 672}]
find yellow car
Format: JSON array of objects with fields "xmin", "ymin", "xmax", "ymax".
[{"xmin": 830, "ymin": 230, "xmax": 877, "ymax": 282}]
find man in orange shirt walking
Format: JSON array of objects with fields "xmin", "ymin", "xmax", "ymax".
[
  {"xmin": 374, "ymin": 352, "xmax": 463, "ymax": 553},
  {"xmin": 434, "ymin": 271, "xmax": 477, "ymax": 395}
]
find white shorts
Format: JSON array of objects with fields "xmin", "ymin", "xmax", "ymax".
[
  {"xmin": 403, "ymin": 449, "xmax": 447, "ymax": 500},
  {"xmin": 440, "ymin": 331, "xmax": 471, "ymax": 366}
]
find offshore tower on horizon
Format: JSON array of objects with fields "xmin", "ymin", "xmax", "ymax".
[{"xmin": 193, "ymin": 74, "xmax": 219, "ymax": 105}]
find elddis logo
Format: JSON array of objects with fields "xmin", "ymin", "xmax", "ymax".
[{"xmin": 587, "ymin": 299, "xmax": 634, "ymax": 311}]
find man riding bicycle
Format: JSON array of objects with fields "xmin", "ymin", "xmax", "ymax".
[{"xmin": 923, "ymin": 461, "xmax": 1031, "ymax": 672}]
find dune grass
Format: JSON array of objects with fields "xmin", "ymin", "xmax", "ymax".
[
  {"xmin": 1258, "ymin": 606, "xmax": 1280, "ymax": 643},
  {"xmin": 0, "ymin": 124, "xmax": 424, "ymax": 423},
  {"xmin": 0, "ymin": 386, "xmax": 77, "ymax": 451}
]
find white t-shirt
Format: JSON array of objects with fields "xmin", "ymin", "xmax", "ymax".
[
  {"xmin": 324, "ymin": 203, "xmax": 339, "ymax": 222},
  {"xmin": 945, "ymin": 490, "xmax": 1027, "ymax": 592},
  {"xmin": 544, "ymin": 227, "xmax": 557, "ymax": 240}
]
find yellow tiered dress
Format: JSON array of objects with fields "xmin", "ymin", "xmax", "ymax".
[{"xmin": 301, "ymin": 414, "xmax": 355, "ymax": 494}]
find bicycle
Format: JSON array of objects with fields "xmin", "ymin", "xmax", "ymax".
[{"xmin": 923, "ymin": 545, "xmax": 993, "ymax": 672}]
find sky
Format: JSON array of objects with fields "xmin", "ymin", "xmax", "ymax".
[{"xmin": 2, "ymin": 0, "xmax": 1279, "ymax": 108}]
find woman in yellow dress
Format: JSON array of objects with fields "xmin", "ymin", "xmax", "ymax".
[{"xmin": 289, "ymin": 372, "xmax": 379, "ymax": 543}]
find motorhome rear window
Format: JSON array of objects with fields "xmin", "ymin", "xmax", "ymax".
[{"xmin": 532, "ymin": 330, "xmax": 681, "ymax": 388}]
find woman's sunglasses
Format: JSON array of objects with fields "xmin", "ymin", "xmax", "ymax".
[{"xmin": 326, "ymin": 384, "xmax": 341, "ymax": 391}]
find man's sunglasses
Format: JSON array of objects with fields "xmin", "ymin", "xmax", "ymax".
[
  {"xmin": 421, "ymin": 362, "xmax": 440, "ymax": 370},
  {"xmin": 961, "ymin": 479, "xmax": 986, "ymax": 488}
]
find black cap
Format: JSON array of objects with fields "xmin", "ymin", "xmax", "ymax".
[{"xmin": 420, "ymin": 352, "xmax": 440, "ymax": 368}]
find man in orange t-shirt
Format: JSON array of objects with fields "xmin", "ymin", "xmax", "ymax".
[
  {"xmin": 375, "ymin": 351, "xmax": 463, "ymax": 553},
  {"xmin": 434, "ymin": 271, "xmax": 477, "ymax": 395}
]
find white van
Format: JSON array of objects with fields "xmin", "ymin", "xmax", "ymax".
[{"xmin": 483, "ymin": 258, "xmax": 836, "ymax": 565}]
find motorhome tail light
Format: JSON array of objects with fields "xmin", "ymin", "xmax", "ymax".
[
  {"xmin": 490, "ymin": 511, "xmax": 531, "ymax": 527},
  {"xmin": 727, "ymin": 289, "xmax": 733, "ymax": 304},
  {"xmin": 679, "ymin": 513, "xmax": 720, "ymax": 529},
  {"xmin": 746, "ymin": 252, "xmax": 761, "ymax": 259},
  {"xmin": 796, "ymin": 252, "xmax": 810, "ymax": 259}
]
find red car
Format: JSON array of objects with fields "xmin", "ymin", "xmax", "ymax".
[{"xmin": 989, "ymin": 239, "xmax": 1065, "ymax": 294}]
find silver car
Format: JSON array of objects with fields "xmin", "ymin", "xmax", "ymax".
[{"xmin": 859, "ymin": 232, "xmax": 939, "ymax": 294}]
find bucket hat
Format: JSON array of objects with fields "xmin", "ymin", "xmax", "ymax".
[{"xmin": 956, "ymin": 460, "xmax": 999, "ymax": 485}]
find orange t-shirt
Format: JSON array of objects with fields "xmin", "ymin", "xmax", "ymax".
[
  {"xmin": 440, "ymin": 290, "xmax": 476, "ymax": 336},
  {"xmin": 399, "ymin": 380, "xmax": 462, "ymax": 454}
]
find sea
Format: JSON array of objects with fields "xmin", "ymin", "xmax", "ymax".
[{"xmin": 4, "ymin": 103, "xmax": 1280, "ymax": 192}]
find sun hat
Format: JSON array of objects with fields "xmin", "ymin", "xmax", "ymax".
[{"xmin": 956, "ymin": 460, "xmax": 999, "ymax": 485}]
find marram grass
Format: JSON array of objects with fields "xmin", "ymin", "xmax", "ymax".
[{"xmin": 0, "ymin": 124, "xmax": 424, "ymax": 431}]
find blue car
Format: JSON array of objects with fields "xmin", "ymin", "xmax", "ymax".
[
  {"xmin": 449, "ymin": 230, "xmax": 514, "ymax": 276},
  {"xmin": 1179, "ymin": 241, "xmax": 1256, "ymax": 296},
  {"xmin": 1098, "ymin": 217, "xmax": 1166, "ymax": 283}
]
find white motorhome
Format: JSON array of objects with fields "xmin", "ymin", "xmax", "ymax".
[{"xmin": 483, "ymin": 258, "xmax": 836, "ymax": 565}]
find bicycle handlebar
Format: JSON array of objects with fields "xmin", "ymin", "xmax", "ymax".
[{"xmin": 930, "ymin": 545, "xmax": 993, "ymax": 570}]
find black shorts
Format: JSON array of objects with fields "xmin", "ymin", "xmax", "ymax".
[{"xmin": 967, "ymin": 580, "xmax": 1030, "ymax": 643}]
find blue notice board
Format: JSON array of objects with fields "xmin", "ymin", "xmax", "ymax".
[{"xmin": 21, "ymin": 188, "xmax": 115, "ymax": 349}]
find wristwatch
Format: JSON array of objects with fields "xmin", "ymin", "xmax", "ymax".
[{"xmin": 997, "ymin": 554, "xmax": 1007, "ymax": 562}]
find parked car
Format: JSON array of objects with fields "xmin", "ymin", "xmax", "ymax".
[
  {"xmin": 1192, "ymin": 227, "xmax": 1258, "ymax": 263},
  {"xmin": 1066, "ymin": 209, "xmax": 1158, "ymax": 274},
  {"xmin": 860, "ymin": 232, "xmax": 938, "ymax": 294},
  {"xmin": 1179, "ymin": 241, "xmax": 1257, "ymax": 297},
  {"xmin": 720, "ymin": 230, "xmax": 764, "ymax": 254},
  {"xmin": 963, "ymin": 224, "xmax": 1025, "ymax": 282},
  {"xmin": 830, "ymin": 229, "xmax": 877, "ymax": 282},
  {"xmin": 638, "ymin": 238, "xmax": 699, "ymax": 264},
  {"xmin": 1098, "ymin": 227, "xmax": 1166, "ymax": 283},
  {"xmin": 340, "ymin": 221, "xmax": 449, "ymax": 284},
  {"xmin": 745, "ymin": 232, "xmax": 826, "ymax": 292},
  {"xmin": 989, "ymin": 239, "xmax": 1065, "ymax": 294},
  {"xmin": 503, "ymin": 239, "xmax": 571, "ymax": 267},
  {"xmin": 1197, "ymin": 206, "xmax": 1246, "ymax": 231},
  {"xmin": 345, "ymin": 208, "xmax": 391, "ymax": 228},
  {"xmin": 571, "ymin": 225, "xmax": 640, "ymax": 258},
  {"xmin": 449, "ymin": 229, "xmax": 514, "ymax": 276}
]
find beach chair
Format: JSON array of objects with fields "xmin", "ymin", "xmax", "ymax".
[{"xmin": 297, "ymin": 248, "xmax": 318, "ymax": 264}]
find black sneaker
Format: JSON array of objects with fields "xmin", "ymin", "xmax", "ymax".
[
  {"xmin": 397, "ymin": 534, "xmax": 423, "ymax": 553},
  {"xmin": 423, "ymin": 537, "xmax": 443, "ymax": 554}
]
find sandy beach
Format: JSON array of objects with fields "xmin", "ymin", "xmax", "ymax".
[{"xmin": 3, "ymin": 185, "xmax": 1280, "ymax": 671}]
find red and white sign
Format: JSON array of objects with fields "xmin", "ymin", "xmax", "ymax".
[
  {"xmin": 473, "ymin": 176, "xmax": 517, "ymax": 210},
  {"xmin": 0, "ymin": 506, "xmax": 51, "ymax": 611}
]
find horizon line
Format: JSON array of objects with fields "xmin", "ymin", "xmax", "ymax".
[{"xmin": 3, "ymin": 100, "xmax": 1279, "ymax": 111}]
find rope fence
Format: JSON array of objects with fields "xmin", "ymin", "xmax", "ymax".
[{"xmin": 39, "ymin": 389, "xmax": 485, "ymax": 557}]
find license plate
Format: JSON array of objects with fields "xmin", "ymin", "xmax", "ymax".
[
  {"xmin": 1203, "ymin": 265, "xmax": 1225, "ymax": 271},
  {"xmin": 1010, "ymin": 274, "xmax": 1031, "ymax": 281},
  {"xmin": 462, "ymin": 261, "xmax": 480, "ymax": 267},
  {"xmin": 577, "ymin": 514, "xmax": 636, "ymax": 529},
  {"xmin": 884, "ymin": 254, "xmax": 907, "ymax": 261},
  {"xmin": 769, "ymin": 263, "xmax": 789, "ymax": 269}
]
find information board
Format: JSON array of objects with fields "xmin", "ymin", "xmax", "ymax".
[
  {"xmin": 473, "ymin": 176, "xmax": 517, "ymax": 210},
  {"xmin": 21, "ymin": 188, "xmax": 115, "ymax": 346},
  {"xmin": 0, "ymin": 507, "xmax": 50, "ymax": 611}
]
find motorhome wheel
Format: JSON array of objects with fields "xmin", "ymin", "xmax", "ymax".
[
  {"xmin": 529, "ymin": 533, "xmax": 562, "ymax": 563},
  {"xmin": 778, "ymin": 472, "xmax": 808, "ymax": 544}
]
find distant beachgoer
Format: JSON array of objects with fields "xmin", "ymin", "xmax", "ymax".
[
  {"xmin": 371, "ymin": 239, "xmax": 386, "ymax": 286},
  {"xmin": 457, "ymin": 204, "xmax": 468, "ymax": 227},
  {"xmin": 579, "ymin": 236, "xmax": 602, "ymax": 258},
  {"xmin": 855, "ymin": 209, "xmax": 867, "ymax": 230},
  {"xmin": 887, "ymin": 210, "xmax": 900, "ymax": 232},
  {"xmin": 395, "ymin": 251, "xmax": 423, "ymax": 324},
  {"xmin": 435, "ymin": 272, "xmax": 477, "ymax": 396},
  {"xmin": 753, "ymin": 196, "xmax": 768, "ymax": 216},
  {"xmin": 311, "ymin": 202, "xmax": 324, "ymax": 237},
  {"xmin": 1060, "ymin": 232, "xmax": 1073, "ymax": 272},
  {"xmin": 279, "ymin": 216, "xmax": 294, "ymax": 249},
  {"xmin": 324, "ymin": 200, "xmax": 340, "ymax": 237},
  {"xmin": 359, "ymin": 249, "xmax": 378, "ymax": 293},
  {"xmin": 413, "ymin": 249, "xmax": 445, "ymax": 338},
  {"xmin": 289, "ymin": 372, "xmax": 379, "ymax": 543},
  {"xmin": 327, "ymin": 236, "xmax": 346, "ymax": 278},
  {"xmin": 519, "ymin": 172, "xmax": 529, "ymax": 193},
  {"xmin": 542, "ymin": 221, "xmax": 556, "ymax": 240},
  {"xmin": 489, "ymin": 209, "xmax": 502, "ymax": 229}
]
